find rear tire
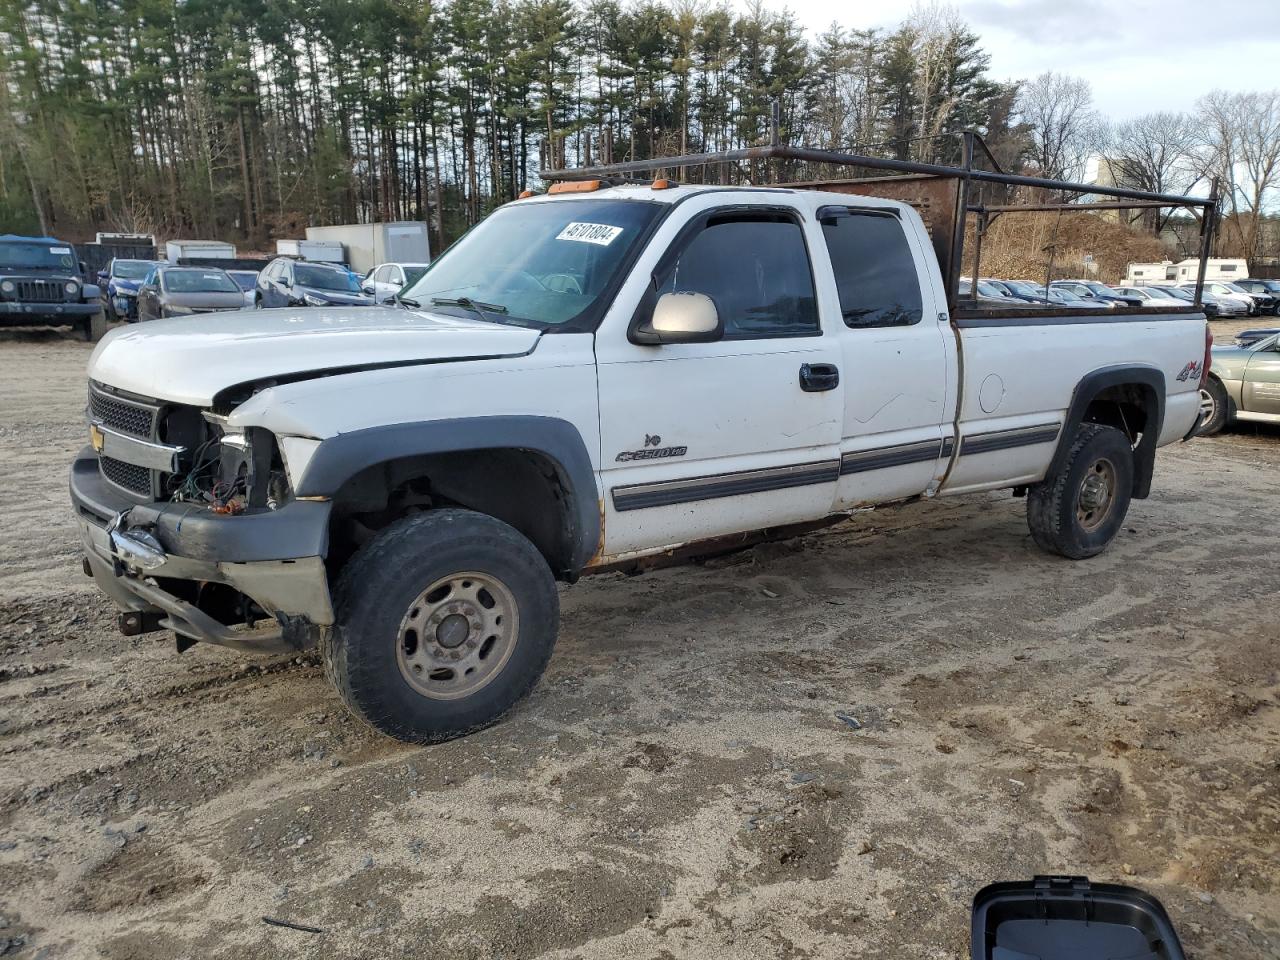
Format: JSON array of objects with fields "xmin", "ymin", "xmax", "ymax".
[
  {"xmin": 322, "ymin": 509, "xmax": 559, "ymax": 743},
  {"xmin": 1027, "ymin": 423, "xmax": 1134, "ymax": 560},
  {"xmin": 1197, "ymin": 376, "xmax": 1229, "ymax": 436}
]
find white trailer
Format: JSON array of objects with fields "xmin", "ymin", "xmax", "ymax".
[
  {"xmin": 1126, "ymin": 261, "xmax": 1175, "ymax": 285},
  {"xmin": 1174, "ymin": 258, "xmax": 1248, "ymax": 282},
  {"xmin": 166, "ymin": 239, "xmax": 235, "ymax": 262},
  {"xmin": 304, "ymin": 222, "xmax": 430, "ymax": 276},
  {"xmin": 276, "ymin": 238, "xmax": 345, "ymax": 263}
]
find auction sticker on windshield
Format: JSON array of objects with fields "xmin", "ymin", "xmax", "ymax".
[{"xmin": 556, "ymin": 222, "xmax": 623, "ymax": 246}]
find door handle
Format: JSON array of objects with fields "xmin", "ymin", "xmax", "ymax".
[{"xmin": 799, "ymin": 362, "xmax": 840, "ymax": 392}]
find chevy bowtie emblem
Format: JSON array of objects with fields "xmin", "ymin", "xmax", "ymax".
[{"xmin": 1176, "ymin": 360, "xmax": 1202, "ymax": 382}]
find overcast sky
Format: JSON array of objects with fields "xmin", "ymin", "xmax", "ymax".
[{"xmin": 758, "ymin": 0, "xmax": 1280, "ymax": 120}]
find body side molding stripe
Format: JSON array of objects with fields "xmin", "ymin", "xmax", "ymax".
[
  {"xmin": 612, "ymin": 459, "xmax": 839, "ymax": 512},
  {"xmin": 960, "ymin": 423, "xmax": 1061, "ymax": 456},
  {"xmin": 840, "ymin": 438, "xmax": 944, "ymax": 475}
]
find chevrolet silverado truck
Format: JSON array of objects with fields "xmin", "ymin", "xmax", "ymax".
[
  {"xmin": 70, "ymin": 161, "xmax": 1213, "ymax": 743},
  {"xmin": 2, "ymin": 234, "xmax": 108, "ymax": 340}
]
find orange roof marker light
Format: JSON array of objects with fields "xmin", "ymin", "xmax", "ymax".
[
  {"xmin": 517, "ymin": 189, "xmax": 536, "ymax": 199},
  {"xmin": 547, "ymin": 179, "xmax": 602, "ymax": 194},
  {"xmin": 651, "ymin": 178, "xmax": 675, "ymax": 190}
]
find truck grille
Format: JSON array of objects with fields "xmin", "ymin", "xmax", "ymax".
[
  {"xmin": 17, "ymin": 279, "xmax": 65, "ymax": 303},
  {"xmin": 100, "ymin": 456, "xmax": 154, "ymax": 497},
  {"xmin": 90, "ymin": 384, "xmax": 157, "ymax": 438}
]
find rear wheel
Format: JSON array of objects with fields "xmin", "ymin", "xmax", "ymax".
[
  {"xmin": 1197, "ymin": 376, "xmax": 1229, "ymax": 436},
  {"xmin": 1027, "ymin": 423, "xmax": 1134, "ymax": 560},
  {"xmin": 322, "ymin": 509, "xmax": 559, "ymax": 743}
]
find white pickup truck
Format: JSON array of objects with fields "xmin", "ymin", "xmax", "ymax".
[{"xmin": 71, "ymin": 175, "xmax": 1211, "ymax": 742}]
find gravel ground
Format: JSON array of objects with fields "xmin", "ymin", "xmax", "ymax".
[{"xmin": 0, "ymin": 322, "xmax": 1277, "ymax": 959}]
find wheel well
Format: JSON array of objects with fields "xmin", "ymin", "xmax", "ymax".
[
  {"xmin": 1080, "ymin": 383, "xmax": 1154, "ymax": 443},
  {"xmin": 326, "ymin": 449, "xmax": 578, "ymax": 579}
]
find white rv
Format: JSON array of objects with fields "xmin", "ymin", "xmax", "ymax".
[
  {"xmin": 1126, "ymin": 261, "xmax": 1176, "ymax": 285},
  {"xmin": 1174, "ymin": 258, "xmax": 1248, "ymax": 282}
]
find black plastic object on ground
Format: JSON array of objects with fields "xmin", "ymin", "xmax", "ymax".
[{"xmin": 972, "ymin": 876, "xmax": 1186, "ymax": 960}]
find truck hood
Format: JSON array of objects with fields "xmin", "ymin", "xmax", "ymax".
[{"xmin": 89, "ymin": 306, "xmax": 541, "ymax": 406}]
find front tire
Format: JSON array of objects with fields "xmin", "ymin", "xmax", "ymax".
[
  {"xmin": 1197, "ymin": 376, "xmax": 1229, "ymax": 436},
  {"xmin": 323, "ymin": 509, "xmax": 559, "ymax": 743},
  {"xmin": 83, "ymin": 308, "xmax": 110, "ymax": 342},
  {"xmin": 1027, "ymin": 423, "xmax": 1134, "ymax": 560}
]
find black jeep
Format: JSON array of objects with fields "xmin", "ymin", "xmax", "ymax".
[{"xmin": 0, "ymin": 234, "xmax": 108, "ymax": 340}]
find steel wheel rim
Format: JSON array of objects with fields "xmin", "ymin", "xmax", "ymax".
[
  {"xmin": 395, "ymin": 571, "xmax": 519, "ymax": 700},
  {"xmin": 1199, "ymin": 387, "xmax": 1216, "ymax": 422},
  {"xmin": 1076, "ymin": 457, "xmax": 1117, "ymax": 533}
]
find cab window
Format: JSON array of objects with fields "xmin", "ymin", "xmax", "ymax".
[
  {"xmin": 656, "ymin": 213, "xmax": 818, "ymax": 339},
  {"xmin": 821, "ymin": 209, "xmax": 923, "ymax": 328}
]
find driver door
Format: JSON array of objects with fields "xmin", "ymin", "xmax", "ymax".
[
  {"xmin": 595, "ymin": 206, "xmax": 844, "ymax": 559},
  {"xmin": 1244, "ymin": 339, "xmax": 1280, "ymax": 414}
]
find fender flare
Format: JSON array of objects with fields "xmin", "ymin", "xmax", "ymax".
[
  {"xmin": 296, "ymin": 416, "xmax": 602, "ymax": 573},
  {"xmin": 1051, "ymin": 365, "xmax": 1165, "ymax": 499}
]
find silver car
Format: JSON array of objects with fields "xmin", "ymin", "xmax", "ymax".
[{"xmin": 137, "ymin": 267, "xmax": 247, "ymax": 321}]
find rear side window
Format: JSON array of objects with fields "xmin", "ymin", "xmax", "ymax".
[
  {"xmin": 657, "ymin": 215, "xmax": 818, "ymax": 339},
  {"xmin": 822, "ymin": 211, "xmax": 923, "ymax": 328}
]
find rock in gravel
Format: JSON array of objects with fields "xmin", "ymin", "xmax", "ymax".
[
  {"xmin": 301, "ymin": 740, "xmax": 326, "ymax": 762},
  {"xmin": 1197, "ymin": 891, "xmax": 1213, "ymax": 904},
  {"xmin": 790, "ymin": 772, "xmax": 818, "ymax": 784}
]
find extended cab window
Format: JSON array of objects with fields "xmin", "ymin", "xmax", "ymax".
[
  {"xmin": 657, "ymin": 215, "xmax": 818, "ymax": 339},
  {"xmin": 821, "ymin": 210, "xmax": 923, "ymax": 328}
]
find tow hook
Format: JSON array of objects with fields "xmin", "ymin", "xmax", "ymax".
[{"xmin": 118, "ymin": 610, "xmax": 166, "ymax": 637}]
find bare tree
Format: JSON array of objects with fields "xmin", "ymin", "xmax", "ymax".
[
  {"xmin": 1197, "ymin": 89, "xmax": 1280, "ymax": 261},
  {"xmin": 1017, "ymin": 71, "xmax": 1099, "ymax": 181},
  {"xmin": 1101, "ymin": 111, "xmax": 1202, "ymax": 229}
]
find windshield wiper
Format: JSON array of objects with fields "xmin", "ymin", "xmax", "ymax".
[{"xmin": 430, "ymin": 296, "xmax": 510, "ymax": 324}]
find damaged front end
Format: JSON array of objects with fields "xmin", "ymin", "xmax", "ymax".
[{"xmin": 73, "ymin": 380, "xmax": 333, "ymax": 653}]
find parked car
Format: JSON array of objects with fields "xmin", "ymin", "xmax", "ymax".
[
  {"xmin": 137, "ymin": 266, "xmax": 246, "ymax": 321},
  {"xmin": 255, "ymin": 257, "xmax": 373, "ymax": 308},
  {"xmin": 226, "ymin": 269, "xmax": 260, "ymax": 308},
  {"xmin": 72, "ymin": 180, "xmax": 1208, "ymax": 743},
  {"xmin": 1111, "ymin": 286, "xmax": 1187, "ymax": 308},
  {"xmin": 1179, "ymin": 281, "xmax": 1257, "ymax": 317},
  {"xmin": 1040, "ymin": 285, "xmax": 1101, "ymax": 310},
  {"xmin": 1051, "ymin": 280, "xmax": 1143, "ymax": 307},
  {"xmin": 1199, "ymin": 329, "xmax": 1280, "ymax": 434},
  {"xmin": 1233, "ymin": 327, "xmax": 1280, "ymax": 347},
  {"xmin": 1232, "ymin": 278, "xmax": 1280, "ymax": 315},
  {"xmin": 1149, "ymin": 284, "xmax": 1243, "ymax": 319},
  {"xmin": 958, "ymin": 278, "xmax": 1019, "ymax": 306},
  {"xmin": 0, "ymin": 234, "xmax": 106, "ymax": 340},
  {"xmin": 362, "ymin": 262, "xmax": 431, "ymax": 304},
  {"xmin": 98, "ymin": 258, "xmax": 160, "ymax": 321}
]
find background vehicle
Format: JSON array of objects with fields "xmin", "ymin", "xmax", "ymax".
[
  {"xmin": 73, "ymin": 152, "xmax": 1210, "ymax": 744},
  {"xmin": 1199, "ymin": 330, "xmax": 1280, "ymax": 434},
  {"xmin": 1051, "ymin": 280, "xmax": 1142, "ymax": 307},
  {"xmin": 255, "ymin": 257, "xmax": 373, "ymax": 307},
  {"xmin": 225, "ymin": 269, "xmax": 260, "ymax": 307},
  {"xmin": 1180, "ymin": 280, "xmax": 1257, "ymax": 316},
  {"xmin": 304, "ymin": 221, "xmax": 431, "ymax": 275},
  {"xmin": 275, "ymin": 238, "xmax": 344, "ymax": 263},
  {"xmin": 362, "ymin": 262, "xmax": 431, "ymax": 303},
  {"xmin": 1233, "ymin": 278, "xmax": 1280, "ymax": 314},
  {"xmin": 98, "ymin": 257, "xmax": 159, "ymax": 320},
  {"xmin": 1233, "ymin": 327, "xmax": 1279, "ymax": 347},
  {"xmin": 958, "ymin": 277, "xmax": 1018, "ymax": 305},
  {"xmin": 137, "ymin": 266, "xmax": 246, "ymax": 321},
  {"xmin": 1150, "ymin": 284, "xmax": 1239, "ymax": 319},
  {"xmin": 1040, "ymin": 285, "xmax": 1100, "ymax": 310},
  {"xmin": 0, "ymin": 233, "xmax": 106, "ymax": 340},
  {"xmin": 165, "ymin": 239, "xmax": 234, "ymax": 262},
  {"xmin": 1111, "ymin": 285, "xmax": 1186, "ymax": 308}
]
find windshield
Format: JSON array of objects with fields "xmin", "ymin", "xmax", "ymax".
[
  {"xmin": 1161, "ymin": 286, "xmax": 1193, "ymax": 300},
  {"xmin": 401, "ymin": 198, "xmax": 664, "ymax": 328},
  {"xmin": 402, "ymin": 266, "xmax": 428, "ymax": 287},
  {"xmin": 976, "ymin": 280, "xmax": 1007, "ymax": 297},
  {"xmin": 0, "ymin": 241, "xmax": 77, "ymax": 272},
  {"xmin": 227, "ymin": 271, "xmax": 258, "ymax": 291},
  {"xmin": 1004, "ymin": 280, "xmax": 1042, "ymax": 297},
  {"xmin": 112, "ymin": 259, "xmax": 155, "ymax": 280},
  {"xmin": 296, "ymin": 263, "xmax": 360, "ymax": 292},
  {"xmin": 162, "ymin": 269, "xmax": 239, "ymax": 293},
  {"xmin": 1223, "ymin": 282, "xmax": 1249, "ymax": 294}
]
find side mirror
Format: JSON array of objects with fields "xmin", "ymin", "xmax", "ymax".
[
  {"xmin": 361, "ymin": 283, "xmax": 375, "ymax": 295},
  {"xmin": 97, "ymin": 271, "xmax": 108, "ymax": 282},
  {"xmin": 633, "ymin": 292, "xmax": 722, "ymax": 345}
]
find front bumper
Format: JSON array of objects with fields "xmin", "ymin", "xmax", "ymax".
[
  {"xmin": 71, "ymin": 447, "xmax": 334, "ymax": 651},
  {"xmin": 1, "ymin": 301, "xmax": 99, "ymax": 325}
]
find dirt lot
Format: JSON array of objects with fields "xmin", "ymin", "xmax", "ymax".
[{"xmin": 1, "ymin": 323, "xmax": 1277, "ymax": 959}]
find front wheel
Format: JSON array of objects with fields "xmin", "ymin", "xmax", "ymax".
[
  {"xmin": 83, "ymin": 308, "xmax": 110, "ymax": 342},
  {"xmin": 1197, "ymin": 376, "xmax": 1229, "ymax": 436},
  {"xmin": 1027, "ymin": 423, "xmax": 1134, "ymax": 560},
  {"xmin": 322, "ymin": 509, "xmax": 559, "ymax": 743}
]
